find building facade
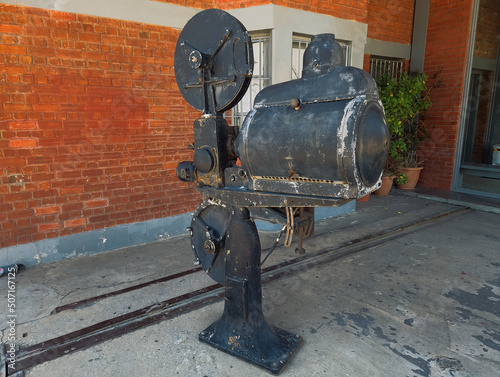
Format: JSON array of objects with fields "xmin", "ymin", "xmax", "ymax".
[{"xmin": 0, "ymin": 0, "xmax": 498, "ymax": 265}]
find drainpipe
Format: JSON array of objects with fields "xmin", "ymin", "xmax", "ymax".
[{"xmin": 409, "ymin": 0, "xmax": 430, "ymax": 73}]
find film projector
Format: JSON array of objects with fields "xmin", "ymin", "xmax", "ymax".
[{"xmin": 174, "ymin": 9, "xmax": 389, "ymax": 374}]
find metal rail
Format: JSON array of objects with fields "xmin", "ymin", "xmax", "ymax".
[
  {"xmin": 52, "ymin": 267, "xmax": 203, "ymax": 314},
  {"xmin": 7, "ymin": 207, "xmax": 470, "ymax": 376}
]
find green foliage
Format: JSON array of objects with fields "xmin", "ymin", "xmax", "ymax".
[
  {"xmin": 396, "ymin": 172, "xmax": 408, "ymax": 185},
  {"xmin": 376, "ymin": 72, "xmax": 434, "ymax": 170}
]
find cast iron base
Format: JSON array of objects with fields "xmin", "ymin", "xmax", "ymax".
[
  {"xmin": 199, "ymin": 317, "xmax": 302, "ymax": 375},
  {"xmin": 197, "ymin": 206, "xmax": 302, "ymax": 374}
]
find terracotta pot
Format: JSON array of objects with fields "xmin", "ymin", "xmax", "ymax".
[
  {"xmin": 356, "ymin": 193, "xmax": 370, "ymax": 202},
  {"xmin": 396, "ymin": 167, "xmax": 423, "ymax": 190},
  {"xmin": 373, "ymin": 176, "xmax": 395, "ymax": 196}
]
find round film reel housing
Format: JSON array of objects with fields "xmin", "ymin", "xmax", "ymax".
[{"xmin": 174, "ymin": 9, "xmax": 254, "ymax": 115}]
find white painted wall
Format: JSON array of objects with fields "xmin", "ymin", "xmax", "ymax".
[{"xmin": 230, "ymin": 5, "xmax": 368, "ymax": 83}]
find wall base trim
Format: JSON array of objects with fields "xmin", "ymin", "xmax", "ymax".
[
  {"xmin": 0, "ymin": 202, "xmax": 355, "ymax": 268},
  {"xmin": 0, "ymin": 212, "xmax": 193, "ymax": 268}
]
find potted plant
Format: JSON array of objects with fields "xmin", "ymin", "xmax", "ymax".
[
  {"xmin": 376, "ymin": 71, "xmax": 435, "ymax": 190},
  {"xmin": 373, "ymin": 156, "xmax": 397, "ymax": 196}
]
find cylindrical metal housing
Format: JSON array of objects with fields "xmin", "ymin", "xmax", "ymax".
[{"xmin": 235, "ymin": 55, "xmax": 389, "ymax": 199}]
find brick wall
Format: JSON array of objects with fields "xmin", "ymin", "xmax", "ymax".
[
  {"xmin": 418, "ymin": 0, "xmax": 474, "ymax": 191},
  {"xmin": 0, "ymin": 4, "xmax": 202, "ymax": 248},
  {"xmin": 0, "ymin": 0, "xmax": 391, "ymax": 251},
  {"xmin": 367, "ymin": 0, "xmax": 415, "ymax": 45}
]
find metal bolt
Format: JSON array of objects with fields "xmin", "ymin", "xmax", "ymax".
[
  {"xmin": 290, "ymin": 97, "xmax": 301, "ymax": 109},
  {"xmin": 204, "ymin": 239, "xmax": 217, "ymax": 254}
]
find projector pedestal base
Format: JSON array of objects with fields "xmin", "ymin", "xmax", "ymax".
[{"xmin": 199, "ymin": 207, "xmax": 301, "ymax": 375}]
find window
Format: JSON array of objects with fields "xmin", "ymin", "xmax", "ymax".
[
  {"xmin": 292, "ymin": 35, "xmax": 310, "ymax": 80},
  {"xmin": 369, "ymin": 56, "xmax": 405, "ymax": 80},
  {"xmin": 232, "ymin": 32, "xmax": 353, "ymax": 126},
  {"xmin": 292, "ymin": 34, "xmax": 352, "ymax": 80},
  {"xmin": 232, "ymin": 32, "xmax": 271, "ymax": 127}
]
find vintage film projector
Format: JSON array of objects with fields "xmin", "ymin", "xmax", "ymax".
[{"xmin": 174, "ymin": 9, "xmax": 389, "ymax": 374}]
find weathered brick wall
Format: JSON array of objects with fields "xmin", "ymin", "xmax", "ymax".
[
  {"xmin": 367, "ymin": 0, "xmax": 414, "ymax": 44},
  {"xmin": 474, "ymin": 0, "xmax": 500, "ymax": 60},
  {"xmin": 0, "ymin": 4, "xmax": 201, "ymax": 247},
  {"xmin": 418, "ymin": 0, "xmax": 474, "ymax": 191}
]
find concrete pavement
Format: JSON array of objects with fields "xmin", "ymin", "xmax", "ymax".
[{"xmin": 1, "ymin": 192, "xmax": 499, "ymax": 377}]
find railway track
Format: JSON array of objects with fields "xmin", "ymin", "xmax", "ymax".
[{"xmin": 6, "ymin": 206, "xmax": 470, "ymax": 376}]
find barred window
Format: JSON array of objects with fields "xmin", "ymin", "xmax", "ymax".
[
  {"xmin": 369, "ymin": 56, "xmax": 405, "ymax": 80},
  {"xmin": 232, "ymin": 32, "xmax": 271, "ymax": 127},
  {"xmin": 292, "ymin": 34, "xmax": 352, "ymax": 80}
]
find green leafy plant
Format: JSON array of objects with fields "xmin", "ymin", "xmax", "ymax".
[
  {"xmin": 396, "ymin": 172, "xmax": 408, "ymax": 185},
  {"xmin": 376, "ymin": 71, "xmax": 436, "ymax": 173}
]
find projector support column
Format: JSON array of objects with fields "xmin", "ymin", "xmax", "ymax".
[{"xmin": 198, "ymin": 206, "xmax": 302, "ymax": 375}]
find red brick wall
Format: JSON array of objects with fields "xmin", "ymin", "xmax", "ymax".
[
  {"xmin": 0, "ymin": 4, "xmax": 201, "ymax": 247},
  {"xmin": 418, "ymin": 0, "xmax": 474, "ymax": 191},
  {"xmin": 367, "ymin": 0, "xmax": 414, "ymax": 44},
  {"xmin": 363, "ymin": 54, "xmax": 370, "ymax": 71}
]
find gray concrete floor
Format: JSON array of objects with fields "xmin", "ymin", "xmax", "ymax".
[{"xmin": 1, "ymin": 192, "xmax": 499, "ymax": 377}]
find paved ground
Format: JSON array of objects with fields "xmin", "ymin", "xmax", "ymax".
[{"xmin": 1, "ymin": 192, "xmax": 499, "ymax": 377}]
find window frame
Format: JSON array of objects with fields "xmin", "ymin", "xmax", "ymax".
[
  {"xmin": 232, "ymin": 31, "xmax": 272, "ymax": 127},
  {"xmin": 369, "ymin": 55, "xmax": 405, "ymax": 81}
]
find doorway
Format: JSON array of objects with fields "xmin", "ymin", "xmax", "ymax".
[{"xmin": 456, "ymin": 0, "xmax": 500, "ymax": 198}]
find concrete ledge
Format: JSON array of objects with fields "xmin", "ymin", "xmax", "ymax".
[
  {"xmin": 0, "ymin": 212, "xmax": 193, "ymax": 268},
  {"xmin": 3, "ymin": 0, "xmax": 198, "ymax": 29},
  {"xmin": 365, "ymin": 38, "xmax": 411, "ymax": 59},
  {"xmin": 472, "ymin": 57, "xmax": 497, "ymax": 72},
  {"xmin": 395, "ymin": 188, "xmax": 500, "ymax": 215}
]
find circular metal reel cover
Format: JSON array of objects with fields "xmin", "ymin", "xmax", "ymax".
[
  {"xmin": 190, "ymin": 200, "xmax": 232, "ymax": 284},
  {"xmin": 355, "ymin": 101, "xmax": 390, "ymax": 187},
  {"xmin": 174, "ymin": 9, "xmax": 254, "ymax": 114}
]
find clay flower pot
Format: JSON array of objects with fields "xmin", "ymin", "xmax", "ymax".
[
  {"xmin": 396, "ymin": 167, "xmax": 423, "ymax": 190},
  {"xmin": 356, "ymin": 193, "xmax": 370, "ymax": 202},
  {"xmin": 373, "ymin": 176, "xmax": 395, "ymax": 196}
]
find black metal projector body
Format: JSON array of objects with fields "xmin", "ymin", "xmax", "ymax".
[
  {"xmin": 198, "ymin": 206, "xmax": 301, "ymax": 374},
  {"xmin": 174, "ymin": 9, "xmax": 389, "ymax": 374}
]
